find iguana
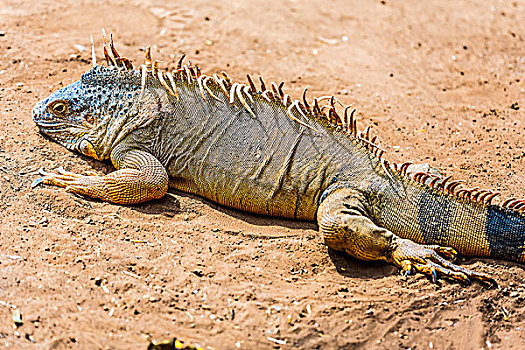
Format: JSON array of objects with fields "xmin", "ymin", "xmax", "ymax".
[{"xmin": 32, "ymin": 34, "xmax": 525, "ymax": 285}]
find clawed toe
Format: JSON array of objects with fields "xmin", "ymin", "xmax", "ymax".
[
  {"xmin": 391, "ymin": 239, "xmax": 498, "ymax": 287},
  {"xmin": 31, "ymin": 177, "xmax": 45, "ymax": 188},
  {"xmin": 31, "ymin": 167, "xmax": 87, "ymax": 189}
]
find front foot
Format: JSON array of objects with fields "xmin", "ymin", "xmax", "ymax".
[
  {"xmin": 388, "ymin": 238, "xmax": 498, "ymax": 287},
  {"xmin": 32, "ymin": 166, "xmax": 167, "ymax": 205},
  {"xmin": 32, "ymin": 167, "xmax": 98, "ymax": 188}
]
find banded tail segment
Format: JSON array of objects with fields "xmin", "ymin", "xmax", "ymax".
[
  {"xmin": 375, "ymin": 168, "xmax": 525, "ymax": 263},
  {"xmin": 485, "ymin": 205, "xmax": 525, "ymax": 262}
]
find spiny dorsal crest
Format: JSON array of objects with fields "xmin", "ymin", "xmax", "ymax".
[{"xmin": 93, "ymin": 32, "xmax": 524, "ymax": 215}]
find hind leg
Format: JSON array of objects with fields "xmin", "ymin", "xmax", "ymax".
[{"xmin": 317, "ymin": 187, "xmax": 496, "ymax": 285}]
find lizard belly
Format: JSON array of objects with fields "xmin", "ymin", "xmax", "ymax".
[{"xmin": 168, "ymin": 166, "xmax": 322, "ymax": 220}]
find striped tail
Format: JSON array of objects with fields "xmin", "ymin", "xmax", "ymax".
[
  {"xmin": 484, "ymin": 204, "xmax": 525, "ymax": 262},
  {"xmin": 375, "ymin": 174, "xmax": 525, "ymax": 264}
]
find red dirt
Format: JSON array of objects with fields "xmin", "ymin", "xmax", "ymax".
[{"xmin": 1, "ymin": 0, "xmax": 524, "ymax": 349}]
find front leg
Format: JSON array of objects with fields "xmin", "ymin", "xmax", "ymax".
[
  {"xmin": 317, "ymin": 187, "xmax": 496, "ymax": 285},
  {"xmin": 32, "ymin": 147, "xmax": 168, "ymax": 205}
]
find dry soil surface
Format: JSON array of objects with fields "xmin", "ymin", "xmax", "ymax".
[{"xmin": 1, "ymin": 0, "xmax": 525, "ymax": 349}]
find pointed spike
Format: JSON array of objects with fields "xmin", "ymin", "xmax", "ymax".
[
  {"xmin": 259, "ymin": 77, "xmax": 267, "ymax": 92},
  {"xmin": 436, "ymin": 176, "xmax": 452, "ymax": 189},
  {"xmin": 295, "ymin": 101, "xmax": 309, "ymax": 121},
  {"xmin": 413, "ymin": 172, "xmax": 427, "ymax": 183},
  {"xmin": 229, "ymin": 83, "xmax": 238, "ymax": 104},
  {"xmin": 90, "ymin": 35, "xmax": 97, "ymax": 67},
  {"xmin": 428, "ymin": 176, "xmax": 441, "ymax": 187},
  {"xmin": 454, "ymin": 189, "xmax": 468, "ymax": 198},
  {"xmin": 314, "ymin": 98, "xmax": 321, "ymax": 115},
  {"xmin": 278, "ymin": 81, "xmax": 285, "ymax": 98},
  {"xmin": 166, "ymin": 72, "xmax": 180, "ymax": 101},
  {"xmin": 513, "ymin": 202, "xmax": 525, "ymax": 210},
  {"xmin": 271, "ymin": 82, "xmax": 279, "ymax": 98},
  {"xmin": 101, "ymin": 28, "xmax": 108, "ymax": 65},
  {"xmin": 236, "ymin": 84, "xmax": 256, "ymax": 118},
  {"xmin": 508, "ymin": 199, "xmax": 522, "ymax": 209},
  {"xmin": 102, "ymin": 30, "xmax": 114, "ymax": 66},
  {"xmin": 183, "ymin": 65, "xmax": 192, "ymax": 84},
  {"xmin": 202, "ymin": 76, "xmax": 222, "ymax": 102},
  {"xmin": 220, "ymin": 71, "xmax": 232, "ymax": 84},
  {"xmin": 177, "ymin": 53, "xmax": 186, "ymax": 70},
  {"xmin": 188, "ymin": 66, "xmax": 197, "ymax": 79},
  {"xmin": 120, "ymin": 57, "xmax": 133, "ymax": 70},
  {"xmin": 109, "ymin": 32, "xmax": 122, "ymax": 67},
  {"xmin": 350, "ymin": 109, "xmax": 356, "ymax": 132},
  {"xmin": 296, "ymin": 101, "xmax": 307, "ymax": 116},
  {"xmin": 246, "ymin": 74, "xmax": 256, "ymax": 93},
  {"xmin": 302, "ymin": 87, "xmax": 310, "ymax": 110},
  {"xmin": 472, "ymin": 191, "xmax": 483, "ymax": 201},
  {"xmin": 447, "ymin": 180, "xmax": 465, "ymax": 193},
  {"xmin": 502, "ymin": 198, "xmax": 516, "ymax": 208},
  {"xmin": 444, "ymin": 179, "xmax": 463, "ymax": 192},
  {"xmin": 157, "ymin": 71, "xmax": 172, "ymax": 94},
  {"xmin": 332, "ymin": 107, "xmax": 341, "ymax": 125},
  {"xmin": 214, "ymin": 74, "xmax": 230, "ymax": 98},
  {"xmin": 139, "ymin": 64, "xmax": 147, "ymax": 98},
  {"xmin": 243, "ymin": 85, "xmax": 254, "ymax": 104},
  {"xmin": 144, "ymin": 46, "xmax": 152, "ymax": 68},
  {"xmin": 261, "ymin": 90, "xmax": 273, "ymax": 102},
  {"xmin": 343, "ymin": 106, "xmax": 351, "ymax": 131},
  {"xmin": 400, "ymin": 162, "xmax": 412, "ymax": 175},
  {"xmin": 196, "ymin": 75, "xmax": 207, "ymax": 101},
  {"xmin": 286, "ymin": 102, "xmax": 318, "ymax": 132},
  {"xmin": 485, "ymin": 192, "xmax": 500, "ymax": 205},
  {"xmin": 282, "ymin": 94, "xmax": 291, "ymax": 107},
  {"xmin": 478, "ymin": 191, "xmax": 492, "ymax": 203},
  {"xmin": 196, "ymin": 64, "xmax": 202, "ymax": 78}
]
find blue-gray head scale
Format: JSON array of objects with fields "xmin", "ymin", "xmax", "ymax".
[{"xmin": 32, "ymin": 33, "xmax": 142, "ymax": 161}]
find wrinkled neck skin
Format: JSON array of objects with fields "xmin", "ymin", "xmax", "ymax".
[{"xmin": 84, "ymin": 72, "xmax": 166, "ymax": 162}]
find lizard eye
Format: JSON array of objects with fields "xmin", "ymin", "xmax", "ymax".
[{"xmin": 49, "ymin": 101, "xmax": 68, "ymax": 115}]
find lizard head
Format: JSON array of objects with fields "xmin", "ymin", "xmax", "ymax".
[{"xmin": 32, "ymin": 64, "xmax": 142, "ymax": 161}]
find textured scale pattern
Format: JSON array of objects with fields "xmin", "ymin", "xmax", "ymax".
[{"xmin": 31, "ymin": 34, "xmax": 525, "ymax": 285}]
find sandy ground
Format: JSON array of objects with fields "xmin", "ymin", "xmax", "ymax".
[{"xmin": 1, "ymin": 0, "xmax": 525, "ymax": 349}]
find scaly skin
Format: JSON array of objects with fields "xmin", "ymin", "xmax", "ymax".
[{"xmin": 32, "ymin": 35, "xmax": 525, "ymax": 285}]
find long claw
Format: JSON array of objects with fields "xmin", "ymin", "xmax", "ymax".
[
  {"xmin": 38, "ymin": 167, "xmax": 52, "ymax": 176},
  {"xmin": 31, "ymin": 177, "xmax": 45, "ymax": 188},
  {"xmin": 431, "ymin": 268, "xmax": 438, "ymax": 284},
  {"xmin": 390, "ymin": 238, "xmax": 497, "ymax": 286},
  {"xmin": 428, "ymin": 245, "xmax": 457, "ymax": 261},
  {"xmin": 57, "ymin": 167, "xmax": 82, "ymax": 177},
  {"xmin": 400, "ymin": 260, "xmax": 412, "ymax": 276}
]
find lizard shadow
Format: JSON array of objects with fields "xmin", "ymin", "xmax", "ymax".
[
  {"xmin": 327, "ymin": 249, "xmax": 397, "ymax": 280},
  {"xmin": 130, "ymin": 193, "xmax": 181, "ymax": 217},
  {"xmin": 129, "ymin": 189, "xmax": 399, "ymax": 279}
]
